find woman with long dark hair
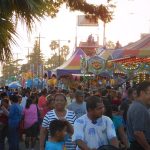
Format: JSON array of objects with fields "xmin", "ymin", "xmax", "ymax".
[{"xmin": 23, "ymin": 95, "xmax": 39, "ymax": 150}]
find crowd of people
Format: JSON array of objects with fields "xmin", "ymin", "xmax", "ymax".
[{"xmin": 0, "ymin": 81, "xmax": 150, "ymax": 150}]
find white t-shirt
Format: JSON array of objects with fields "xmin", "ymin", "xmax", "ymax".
[{"xmin": 72, "ymin": 114, "xmax": 117, "ymax": 149}]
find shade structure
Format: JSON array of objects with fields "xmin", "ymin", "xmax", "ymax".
[{"xmin": 55, "ymin": 48, "xmax": 87, "ymax": 76}]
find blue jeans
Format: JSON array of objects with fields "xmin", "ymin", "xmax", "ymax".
[{"xmin": 8, "ymin": 126, "xmax": 19, "ymax": 150}]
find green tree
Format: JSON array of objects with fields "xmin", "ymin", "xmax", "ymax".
[
  {"xmin": 60, "ymin": 45, "xmax": 69, "ymax": 60},
  {"xmin": 49, "ymin": 41, "xmax": 59, "ymax": 54},
  {"xmin": 0, "ymin": 0, "xmax": 114, "ymax": 61},
  {"xmin": 48, "ymin": 41, "xmax": 70, "ymax": 68},
  {"xmin": 2, "ymin": 59, "xmax": 19, "ymax": 82},
  {"xmin": 21, "ymin": 40, "xmax": 44, "ymax": 77}
]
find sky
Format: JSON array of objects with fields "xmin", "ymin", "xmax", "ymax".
[{"xmin": 12, "ymin": 0, "xmax": 150, "ymax": 63}]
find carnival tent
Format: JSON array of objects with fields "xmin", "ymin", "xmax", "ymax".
[
  {"xmin": 99, "ymin": 34, "xmax": 150, "ymax": 60},
  {"xmin": 55, "ymin": 48, "xmax": 87, "ymax": 76}
]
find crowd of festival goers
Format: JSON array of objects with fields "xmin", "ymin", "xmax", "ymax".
[{"xmin": 0, "ymin": 81, "xmax": 150, "ymax": 150}]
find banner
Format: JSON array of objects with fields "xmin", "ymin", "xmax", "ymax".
[{"xmin": 77, "ymin": 15, "xmax": 98, "ymax": 26}]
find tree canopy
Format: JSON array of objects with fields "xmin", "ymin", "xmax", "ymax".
[{"xmin": 0, "ymin": 0, "xmax": 114, "ymax": 61}]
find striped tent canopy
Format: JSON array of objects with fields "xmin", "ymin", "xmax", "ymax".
[
  {"xmin": 55, "ymin": 48, "xmax": 87, "ymax": 76},
  {"xmin": 100, "ymin": 34, "xmax": 150, "ymax": 60}
]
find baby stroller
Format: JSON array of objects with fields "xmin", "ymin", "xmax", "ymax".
[{"xmin": 97, "ymin": 145, "xmax": 121, "ymax": 150}]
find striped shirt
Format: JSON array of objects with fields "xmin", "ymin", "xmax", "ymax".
[{"xmin": 42, "ymin": 109, "xmax": 76, "ymax": 150}]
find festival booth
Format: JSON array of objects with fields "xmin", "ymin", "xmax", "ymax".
[
  {"xmin": 99, "ymin": 35, "xmax": 150, "ymax": 84},
  {"xmin": 54, "ymin": 48, "xmax": 87, "ymax": 77},
  {"xmin": 80, "ymin": 35, "xmax": 150, "ymax": 87}
]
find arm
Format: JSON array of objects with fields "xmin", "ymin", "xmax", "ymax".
[
  {"xmin": 40, "ymin": 127, "xmax": 48, "ymax": 150},
  {"xmin": 106, "ymin": 117, "xmax": 119, "ymax": 148},
  {"xmin": 1, "ymin": 105, "xmax": 9, "ymax": 116},
  {"xmin": 134, "ymin": 131, "xmax": 150, "ymax": 150},
  {"xmin": 76, "ymin": 140, "xmax": 95, "ymax": 150},
  {"xmin": 118, "ymin": 126, "xmax": 129, "ymax": 149},
  {"xmin": 109, "ymin": 137, "xmax": 119, "ymax": 148}
]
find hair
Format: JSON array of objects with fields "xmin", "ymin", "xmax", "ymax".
[
  {"xmin": 136, "ymin": 81, "xmax": 150, "ymax": 97},
  {"xmin": 9, "ymin": 94, "xmax": 19, "ymax": 103},
  {"xmin": 41, "ymin": 88, "xmax": 47, "ymax": 95},
  {"xmin": 86, "ymin": 96, "xmax": 103, "ymax": 111},
  {"xmin": 54, "ymin": 93, "xmax": 67, "ymax": 101},
  {"xmin": 127, "ymin": 87, "xmax": 134, "ymax": 96},
  {"xmin": 25, "ymin": 98, "xmax": 32, "ymax": 109},
  {"xmin": 49, "ymin": 119, "xmax": 66, "ymax": 137},
  {"xmin": 1, "ymin": 92, "xmax": 7, "ymax": 99},
  {"xmin": 2, "ymin": 98, "xmax": 9, "ymax": 104},
  {"xmin": 104, "ymin": 105, "xmax": 113, "ymax": 119},
  {"xmin": 30, "ymin": 93, "xmax": 38, "ymax": 104},
  {"xmin": 46, "ymin": 94, "xmax": 54, "ymax": 103}
]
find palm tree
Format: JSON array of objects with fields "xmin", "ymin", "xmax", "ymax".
[
  {"xmin": 60, "ymin": 45, "xmax": 69, "ymax": 60},
  {"xmin": 49, "ymin": 41, "xmax": 59, "ymax": 54},
  {"xmin": 0, "ymin": 0, "xmax": 114, "ymax": 61}
]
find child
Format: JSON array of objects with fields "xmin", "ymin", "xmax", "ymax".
[{"xmin": 45, "ymin": 119, "xmax": 70, "ymax": 150}]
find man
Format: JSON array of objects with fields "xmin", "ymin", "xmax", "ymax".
[
  {"xmin": 127, "ymin": 81, "xmax": 150, "ymax": 150},
  {"xmin": 67, "ymin": 90, "xmax": 86, "ymax": 118},
  {"xmin": 72, "ymin": 96, "xmax": 118, "ymax": 150},
  {"xmin": 120, "ymin": 87, "xmax": 137, "ymax": 125}
]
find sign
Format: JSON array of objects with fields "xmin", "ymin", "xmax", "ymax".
[
  {"xmin": 88, "ymin": 56, "xmax": 105, "ymax": 75},
  {"xmin": 77, "ymin": 15, "xmax": 98, "ymax": 26}
]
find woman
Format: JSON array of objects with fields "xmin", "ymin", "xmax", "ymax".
[
  {"xmin": 40, "ymin": 93, "xmax": 76, "ymax": 150},
  {"xmin": 23, "ymin": 95, "xmax": 39, "ymax": 150}
]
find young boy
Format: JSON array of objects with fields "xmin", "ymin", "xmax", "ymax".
[{"xmin": 45, "ymin": 119, "xmax": 70, "ymax": 150}]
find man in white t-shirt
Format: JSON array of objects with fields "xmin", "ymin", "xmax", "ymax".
[{"xmin": 72, "ymin": 96, "xmax": 119, "ymax": 150}]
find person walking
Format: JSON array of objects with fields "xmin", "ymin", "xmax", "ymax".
[
  {"xmin": 40, "ymin": 93, "xmax": 76, "ymax": 150},
  {"xmin": 127, "ymin": 81, "xmax": 150, "ymax": 150},
  {"xmin": 23, "ymin": 95, "xmax": 39, "ymax": 150},
  {"xmin": 8, "ymin": 94, "xmax": 22, "ymax": 150},
  {"xmin": 72, "ymin": 96, "xmax": 119, "ymax": 150},
  {"xmin": 67, "ymin": 90, "xmax": 86, "ymax": 118}
]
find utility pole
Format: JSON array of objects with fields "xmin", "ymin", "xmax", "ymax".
[
  {"xmin": 103, "ymin": 22, "xmax": 106, "ymax": 49},
  {"xmin": 25, "ymin": 47, "xmax": 32, "ymax": 62}
]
